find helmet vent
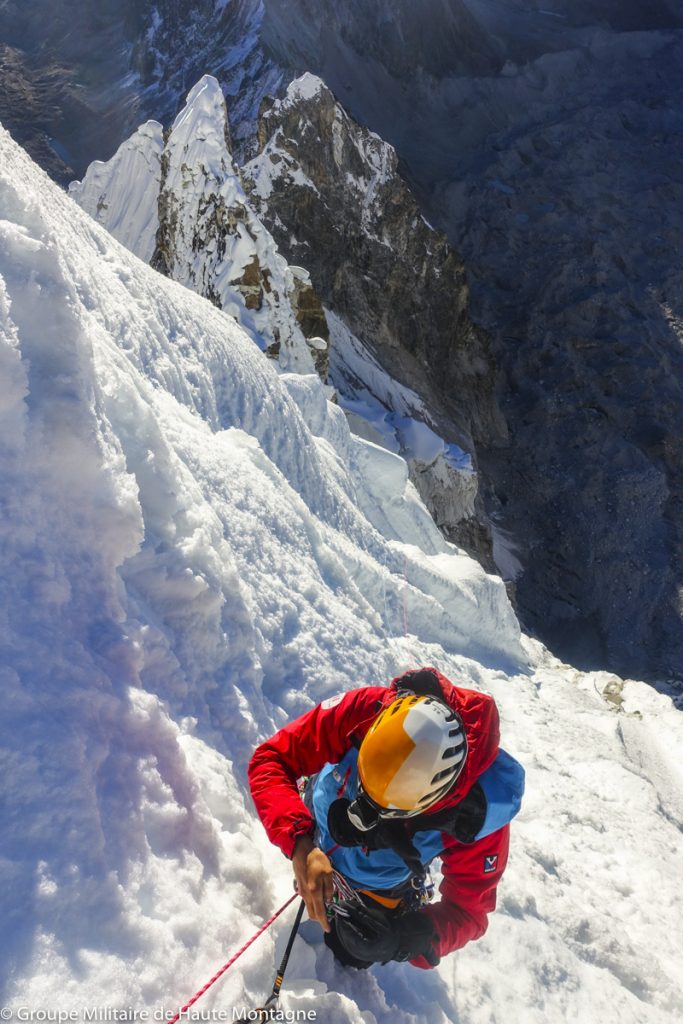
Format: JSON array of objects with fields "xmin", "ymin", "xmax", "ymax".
[
  {"xmin": 442, "ymin": 744, "xmax": 465, "ymax": 760},
  {"xmin": 431, "ymin": 767, "xmax": 454, "ymax": 784}
]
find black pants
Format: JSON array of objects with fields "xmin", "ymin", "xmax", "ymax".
[{"xmin": 324, "ymin": 893, "xmax": 406, "ymax": 969}]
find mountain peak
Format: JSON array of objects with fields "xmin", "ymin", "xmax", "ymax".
[
  {"xmin": 68, "ymin": 121, "xmax": 165, "ymax": 263},
  {"xmin": 71, "ymin": 77, "xmax": 328, "ymax": 377},
  {"xmin": 169, "ymin": 73, "xmax": 234, "ymax": 168},
  {"xmin": 179, "ymin": 73, "xmax": 227, "ymax": 110},
  {"xmin": 283, "ymin": 72, "xmax": 328, "ymax": 105}
]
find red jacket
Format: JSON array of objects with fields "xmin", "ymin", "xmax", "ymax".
[{"xmin": 248, "ymin": 668, "xmax": 510, "ymax": 967}]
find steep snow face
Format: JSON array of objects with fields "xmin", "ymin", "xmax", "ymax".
[
  {"xmin": 2, "ymin": 128, "xmax": 683, "ymax": 1024},
  {"xmin": 327, "ymin": 310, "xmax": 479, "ymax": 532},
  {"xmin": 70, "ymin": 77, "xmax": 322, "ymax": 376},
  {"xmin": 68, "ymin": 121, "xmax": 165, "ymax": 262}
]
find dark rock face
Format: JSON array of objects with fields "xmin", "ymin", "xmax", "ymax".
[
  {"xmin": 254, "ymin": 5, "xmax": 683, "ymax": 683},
  {"xmin": 437, "ymin": 35, "xmax": 683, "ymax": 681},
  {"xmin": 244, "ymin": 81, "xmax": 505, "ymax": 561},
  {"xmin": 0, "ymin": 0, "xmax": 278, "ymax": 175},
  {"xmin": 0, "ymin": 38, "xmax": 137, "ymax": 187},
  {"xmin": 261, "ymin": 0, "xmax": 683, "ymax": 82},
  {"xmin": 4, "ymin": 1, "xmax": 682, "ymax": 182},
  {"xmin": 259, "ymin": 1, "xmax": 683, "ymax": 188},
  {"xmin": 287, "ymin": 271, "xmax": 330, "ymax": 378},
  {"xmin": 245, "ymin": 82, "xmax": 504, "ymax": 452},
  {"xmin": 261, "ymin": 0, "xmax": 503, "ymax": 79},
  {"xmin": 0, "ymin": 2, "xmax": 145, "ymax": 178},
  {"xmin": 0, "ymin": 45, "xmax": 74, "ymax": 183}
]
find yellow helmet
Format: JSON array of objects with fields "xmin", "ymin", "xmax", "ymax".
[{"xmin": 357, "ymin": 693, "xmax": 467, "ymax": 817}]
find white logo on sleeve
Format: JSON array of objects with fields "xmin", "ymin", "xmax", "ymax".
[{"xmin": 321, "ymin": 693, "xmax": 344, "ymax": 710}]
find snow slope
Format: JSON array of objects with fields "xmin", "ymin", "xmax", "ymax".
[
  {"xmin": 66, "ymin": 119, "xmax": 165, "ymax": 263},
  {"xmin": 1, "ymin": 126, "xmax": 682, "ymax": 1023},
  {"xmin": 327, "ymin": 310, "xmax": 479, "ymax": 537}
]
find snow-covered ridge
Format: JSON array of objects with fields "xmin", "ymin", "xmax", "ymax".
[
  {"xmin": 68, "ymin": 121, "xmax": 164, "ymax": 263},
  {"xmin": 70, "ymin": 73, "xmax": 483, "ymax": 545},
  {"xmin": 0, "ymin": 119, "xmax": 521, "ymax": 997},
  {"xmin": 327, "ymin": 310, "xmax": 479, "ymax": 531},
  {"xmin": 70, "ymin": 76, "xmax": 322, "ymax": 376}
]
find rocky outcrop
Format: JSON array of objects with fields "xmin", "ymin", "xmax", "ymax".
[
  {"xmin": 436, "ymin": 32, "xmax": 683, "ymax": 681},
  {"xmin": 287, "ymin": 267, "xmax": 329, "ymax": 378},
  {"xmin": 243, "ymin": 76, "xmax": 504, "ymax": 562},
  {"xmin": 245, "ymin": 77, "xmax": 504, "ymax": 448},
  {"xmin": 0, "ymin": 45, "xmax": 76, "ymax": 184}
]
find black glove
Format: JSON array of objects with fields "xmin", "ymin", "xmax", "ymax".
[
  {"xmin": 395, "ymin": 910, "xmax": 440, "ymax": 966},
  {"xmin": 333, "ymin": 902, "xmax": 439, "ymax": 967},
  {"xmin": 334, "ymin": 901, "xmax": 399, "ymax": 964}
]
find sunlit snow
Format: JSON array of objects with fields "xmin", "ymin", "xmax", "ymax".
[{"xmin": 1, "ymin": 123, "xmax": 682, "ymax": 1024}]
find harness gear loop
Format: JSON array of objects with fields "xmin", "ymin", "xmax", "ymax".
[{"xmin": 326, "ymin": 866, "xmax": 435, "ymax": 918}]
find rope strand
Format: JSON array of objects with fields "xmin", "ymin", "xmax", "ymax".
[
  {"xmin": 167, "ymin": 892, "xmax": 299, "ymax": 1024},
  {"xmin": 168, "ymin": 845, "xmax": 339, "ymax": 1022}
]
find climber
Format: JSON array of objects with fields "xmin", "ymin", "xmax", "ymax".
[{"xmin": 248, "ymin": 667, "xmax": 525, "ymax": 969}]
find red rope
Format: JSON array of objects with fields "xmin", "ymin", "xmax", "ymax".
[
  {"xmin": 167, "ymin": 846, "xmax": 339, "ymax": 1023},
  {"xmin": 167, "ymin": 892, "xmax": 299, "ymax": 1024}
]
